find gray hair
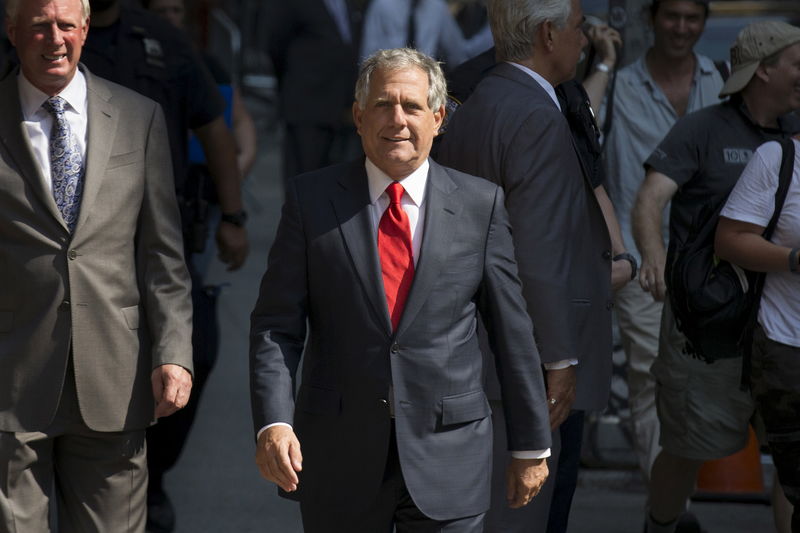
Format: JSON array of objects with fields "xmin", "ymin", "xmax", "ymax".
[
  {"xmin": 6, "ymin": 0, "xmax": 91, "ymax": 21},
  {"xmin": 488, "ymin": 0, "xmax": 572, "ymax": 62},
  {"xmin": 354, "ymin": 48, "xmax": 447, "ymax": 112}
]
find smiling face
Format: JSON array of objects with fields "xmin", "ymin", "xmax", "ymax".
[
  {"xmin": 353, "ymin": 66, "xmax": 444, "ymax": 180},
  {"xmin": 7, "ymin": 0, "xmax": 89, "ymax": 95},
  {"xmin": 651, "ymin": 0, "xmax": 706, "ymax": 60},
  {"xmin": 762, "ymin": 43, "xmax": 800, "ymax": 115}
]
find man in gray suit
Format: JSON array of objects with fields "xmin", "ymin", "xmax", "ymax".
[
  {"xmin": 0, "ymin": 0, "xmax": 193, "ymax": 531},
  {"xmin": 250, "ymin": 48, "xmax": 551, "ymax": 532},
  {"xmin": 437, "ymin": 0, "xmax": 613, "ymax": 530}
]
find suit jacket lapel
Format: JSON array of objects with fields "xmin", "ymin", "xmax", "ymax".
[
  {"xmin": 396, "ymin": 161, "xmax": 460, "ymax": 337},
  {"xmin": 75, "ymin": 68, "xmax": 117, "ymax": 234},
  {"xmin": 332, "ymin": 161, "xmax": 393, "ymax": 334},
  {"xmin": 0, "ymin": 72, "xmax": 66, "ymax": 229}
]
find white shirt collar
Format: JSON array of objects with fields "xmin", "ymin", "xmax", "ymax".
[
  {"xmin": 366, "ymin": 157, "xmax": 429, "ymax": 208},
  {"xmin": 507, "ymin": 62, "xmax": 561, "ymax": 111},
  {"xmin": 18, "ymin": 69, "xmax": 88, "ymax": 121}
]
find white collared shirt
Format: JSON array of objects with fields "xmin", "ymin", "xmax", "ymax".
[
  {"xmin": 365, "ymin": 156, "xmax": 428, "ymax": 263},
  {"xmin": 507, "ymin": 62, "xmax": 562, "ymax": 112},
  {"xmin": 18, "ymin": 70, "xmax": 88, "ymax": 193}
]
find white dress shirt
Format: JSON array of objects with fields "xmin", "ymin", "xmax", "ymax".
[
  {"xmin": 365, "ymin": 156, "xmax": 427, "ymax": 263},
  {"xmin": 261, "ymin": 158, "xmax": 549, "ymax": 459},
  {"xmin": 18, "ymin": 70, "xmax": 88, "ymax": 191},
  {"xmin": 507, "ymin": 62, "xmax": 561, "ymax": 112}
]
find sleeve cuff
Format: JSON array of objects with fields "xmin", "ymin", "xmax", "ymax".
[
  {"xmin": 511, "ymin": 448, "xmax": 551, "ymax": 459},
  {"xmin": 256, "ymin": 422, "xmax": 293, "ymax": 441},
  {"xmin": 543, "ymin": 359, "xmax": 578, "ymax": 370}
]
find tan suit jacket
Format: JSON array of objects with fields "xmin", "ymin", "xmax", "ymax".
[{"xmin": 0, "ymin": 66, "xmax": 193, "ymax": 433}]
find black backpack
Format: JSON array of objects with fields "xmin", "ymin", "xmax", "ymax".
[{"xmin": 665, "ymin": 138, "xmax": 795, "ymax": 363}]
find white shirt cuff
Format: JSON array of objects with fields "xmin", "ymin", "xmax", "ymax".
[
  {"xmin": 256, "ymin": 422, "xmax": 292, "ymax": 440},
  {"xmin": 543, "ymin": 359, "xmax": 578, "ymax": 370},
  {"xmin": 511, "ymin": 448, "xmax": 551, "ymax": 459}
]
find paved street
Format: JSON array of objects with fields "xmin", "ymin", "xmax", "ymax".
[
  {"xmin": 159, "ymin": 95, "xmax": 776, "ymax": 533},
  {"xmin": 161, "ymin": 94, "xmax": 301, "ymax": 533}
]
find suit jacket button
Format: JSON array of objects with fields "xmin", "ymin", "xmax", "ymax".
[
  {"xmin": 606, "ymin": 300, "xmax": 614, "ymax": 310},
  {"xmin": 68, "ymin": 249, "xmax": 78, "ymax": 260},
  {"xmin": 379, "ymin": 399, "xmax": 388, "ymax": 406},
  {"xmin": 61, "ymin": 300, "xmax": 70, "ymax": 308},
  {"xmin": 390, "ymin": 343, "xmax": 399, "ymax": 354},
  {"xmin": 602, "ymin": 250, "xmax": 612, "ymax": 260}
]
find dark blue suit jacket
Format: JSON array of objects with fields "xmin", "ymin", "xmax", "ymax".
[{"xmin": 250, "ymin": 158, "xmax": 550, "ymax": 520}]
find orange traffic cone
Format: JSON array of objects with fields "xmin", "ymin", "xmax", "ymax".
[{"xmin": 693, "ymin": 426, "xmax": 769, "ymax": 503}]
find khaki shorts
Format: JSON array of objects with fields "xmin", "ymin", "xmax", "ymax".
[
  {"xmin": 651, "ymin": 302, "xmax": 756, "ymax": 461},
  {"xmin": 750, "ymin": 325, "xmax": 800, "ymax": 505}
]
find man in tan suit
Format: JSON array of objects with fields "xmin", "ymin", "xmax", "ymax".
[{"xmin": 0, "ymin": 0, "xmax": 193, "ymax": 531}]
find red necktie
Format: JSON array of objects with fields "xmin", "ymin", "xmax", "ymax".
[{"xmin": 378, "ymin": 182, "xmax": 415, "ymax": 331}]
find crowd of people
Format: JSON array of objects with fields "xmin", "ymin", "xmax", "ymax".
[{"xmin": 0, "ymin": 0, "xmax": 799, "ymax": 532}]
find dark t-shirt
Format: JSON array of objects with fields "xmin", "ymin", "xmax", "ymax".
[{"xmin": 645, "ymin": 97, "xmax": 800, "ymax": 245}]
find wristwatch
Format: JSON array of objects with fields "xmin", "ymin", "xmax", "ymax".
[
  {"xmin": 595, "ymin": 62, "xmax": 612, "ymax": 74},
  {"xmin": 221, "ymin": 210, "xmax": 248, "ymax": 228},
  {"xmin": 613, "ymin": 252, "xmax": 638, "ymax": 281}
]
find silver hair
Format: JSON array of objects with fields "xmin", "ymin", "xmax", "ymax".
[
  {"xmin": 488, "ymin": 0, "xmax": 572, "ymax": 62},
  {"xmin": 6, "ymin": 0, "xmax": 91, "ymax": 21},
  {"xmin": 354, "ymin": 48, "xmax": 447, "ymax": 112}
]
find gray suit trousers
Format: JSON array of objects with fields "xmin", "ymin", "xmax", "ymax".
[{"xmin": 0, "ymin": 364, "xmax": 147, "ymax": 533}]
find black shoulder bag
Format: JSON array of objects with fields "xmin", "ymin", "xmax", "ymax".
[{"xmin": 665, "ymin": 138, "xmax": 795, "ymax": 364}]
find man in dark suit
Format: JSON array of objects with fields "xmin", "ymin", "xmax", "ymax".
[
  {"xmin": 250, "ymin": 47, "xmax": 551, "ymax": 532},
  {"xmin": 264, "ymin": 0, "xmax": 368, "ymax": 183},
  {"xmin": 0, "ymin": 0, "xmax": 193, "ymax": 531},
  {"xmin": 437, "ymin": 0, "xmax": 614, "ymax": 531}
]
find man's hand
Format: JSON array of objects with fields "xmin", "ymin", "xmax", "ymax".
[
  {"xmin": 632, "ymin": 171, "xmax": 677, "ymax": 302},
  {"xmin": 545, "ymin": 366, "xmax": 576, "ymax": 430},
  {"xmin": 506, "ymin": 457, "xmax": 549, "ymax": 508},
  {"xmin": 586, "ymin": 23, "xmax": 621, "ymax": 68},
  {"xmin": 611, "ymin": 258, "xmax": 633, "ymax": 291},
  {"xmin": 216, "ymin": 222, "xmax": 249, "ymax": 271},
  {"xmin": 256, "ymin": 425, "xmax": 303, "ymax": 492},
  {"xmin": 639, "ymin": 249, "xmax": 667, "ymax": 302},
  {"xmin": 151, "ymin": 364, "xmax": 192, "ymax": 418}
]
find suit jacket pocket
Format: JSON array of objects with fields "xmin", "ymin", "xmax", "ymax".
[
  {"xmin": 0, "ymin": 311, "xmax": 11, "ymax": 332},
  {"xmin": 570, "ymin": 298, "xmax": 591, "ymax": 340},
  {"xmin": 106, "ymin": 150, "xmax": 142, "ymax": 171},
  {"xmin": 298, "ymin": 386, "xmax": 341, "ymax": 415},
  {"xmin": 121, "ymin": 305, "xmax": 140, "ymax": 330},
  {"xmin": 441, "ymin": 389, "xmax": 491, "ymax": 426}
]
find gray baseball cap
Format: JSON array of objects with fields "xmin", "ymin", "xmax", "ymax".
[{"xmin": 719, "ymin": 21, "xmax": 800, "ymax": 97}]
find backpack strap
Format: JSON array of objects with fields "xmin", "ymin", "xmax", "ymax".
[
  {"xmin": 765, "ymin": 138, "xmax": 795, "ymax": 239},
  {"xmin": 740, "ymin": 137, "xmax": 796, "ymax": 389}
]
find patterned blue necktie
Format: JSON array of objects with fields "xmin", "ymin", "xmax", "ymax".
[{"xmin": 42, "ymin": 96, "xmax": 84, "ymax": 233}]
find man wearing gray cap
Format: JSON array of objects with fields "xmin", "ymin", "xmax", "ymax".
[{"xmin": 632, "ymin": 20, "xmax": 800, "ymax": 533}]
